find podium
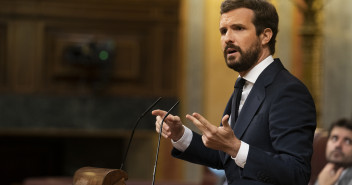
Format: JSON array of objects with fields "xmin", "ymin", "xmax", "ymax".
[{"xmin": 73, "ymin": 167, "xmax": 128, "ymax": 185}]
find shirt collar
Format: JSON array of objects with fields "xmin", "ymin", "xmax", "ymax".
[{"xmin": 241, "ymin": 55, "xmax": 274, "ymax": 84}]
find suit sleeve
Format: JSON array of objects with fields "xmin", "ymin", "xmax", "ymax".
[
  {"xmin": 171, "ymin": 131, "xmax": 224, "ymax": 170},
  {"xmin": 241, "ymin": 76, "xmax": 316, "ymax": 185}
]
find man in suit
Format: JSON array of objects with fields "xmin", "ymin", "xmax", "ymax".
[
  {"xmin": 152, "ymin": 0, "xmax": 316, "ymax": 184},
  {"xmin": 315, "ymin": 119, "xmax": 352, "ymax": 185}
]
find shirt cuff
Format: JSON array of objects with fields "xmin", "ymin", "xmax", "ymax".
[
  {"xmin": 231, "ymin": 141, "xmax": 249, "ymax": 168},
  {"xmin": 171, "ymin": 126, "xmax": 193, "ymax": 152}
]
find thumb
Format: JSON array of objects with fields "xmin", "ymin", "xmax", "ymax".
[
  {"xmin": 335, "ymin": 167, "xmax": 344, "ymax": 178},
  {"xmin": 222, "ymin": 114, "xmax": 231, "ymax": 128}
]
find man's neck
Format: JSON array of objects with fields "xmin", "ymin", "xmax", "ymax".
[
  {"xmin": 238, "ymin": 48, "xmax": 272, "ymax": 77},
  {"xmin": 239, "ymin": 53, "xmax": 272, "ymax": 77}
]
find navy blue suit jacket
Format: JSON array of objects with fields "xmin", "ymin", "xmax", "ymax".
[{"xmin": 172, "ymin": 59, "xmax": 316, "ymax": 185}]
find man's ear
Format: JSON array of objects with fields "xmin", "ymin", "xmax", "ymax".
[{"xmin": 261, "ymin": 28, "xmax": 273, "ymax": 45}]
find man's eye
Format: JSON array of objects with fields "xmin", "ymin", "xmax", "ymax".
[
  {"xmin": 330, "ymin": 136, "xmax": 338, "ymax": 142},
  {"xmin": 345, "ymin": 139, "xmax": 352, "ymax": 145},
  {"xmin": 220, "ymin": 29, "xmax": 227, "ymax": 35}
]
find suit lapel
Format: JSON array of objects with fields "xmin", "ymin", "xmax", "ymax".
[
  {"xmin": 222, "ymin": 93, "xmax": 234, "ymax": 124},
  {"xmin": 233, "ymin": 85, "xmax": 265, "ymax": 139},
  {"xmin": 223, "ymin": 85, "xmax": 266, "ymax": 162},
  {"xmin": 222, "ymin": 59, "xmax": 285, "ymax": 162},
  {"xmin": 233, "ymin": 59, "xmax": 285, "ymax": 139}
]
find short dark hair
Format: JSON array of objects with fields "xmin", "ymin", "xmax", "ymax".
[
  {"xmin": 328, "ymin": 118, "xmax": 352, "ymax": 137},
  {"xmin": 220, "ymin": 0, "xmax": 279, "ymax": 54}
]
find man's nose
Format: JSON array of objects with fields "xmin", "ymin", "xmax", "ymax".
[
  {"xmin": 334, "ymin": 139, "xmax": 344, "ymax": 148},
  {"xmin": 224, "ymin": 30, "xmax": 234, "ymax": 44}
]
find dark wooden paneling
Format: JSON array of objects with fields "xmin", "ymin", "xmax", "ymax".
[
  {"xmin": 0, "ymin": 0, "xmax": 180, "ymax": 96},
  {"xmin": 0, "ymin": 0, "xmax": 180, "ymax": 23},
  {"xmin": 0, "ymin": 1, "xmax": 181, "ymax": 184},
  {"xmin": 42, "ymin": 21, "xmax": 157, "ymax": 95},
  {"xmin": 0, "ymin": 23, "xmax": 7, "ymax": 90}
]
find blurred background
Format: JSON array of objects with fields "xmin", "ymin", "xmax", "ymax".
[{"xmin": 0, "ymin": 0, "xmax": 351, "ymax": 185}]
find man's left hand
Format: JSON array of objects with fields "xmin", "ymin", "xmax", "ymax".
[{"xmin": 186, "ymin": 113, "xmax": 241, "ymax": 157}]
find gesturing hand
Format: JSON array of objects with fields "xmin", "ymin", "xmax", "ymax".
[
  {"xmin": 317, "ymin": 163, "xmax": 344, "ymax": 185},
  {"xmin": 152, "ymin": 109, "xmax": 185, "ymax": 142},
  {"xmin": 186, "ymin": 113, "xmax": 241, "ymax": 157}
]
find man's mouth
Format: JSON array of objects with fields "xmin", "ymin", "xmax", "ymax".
[
  {"xmin": 331, "ymin": 150, "xmax": 344, "ymax": 158},
  {"xmin": 227, "ymin": 48, "xmax": 237, "ymax": 55}
]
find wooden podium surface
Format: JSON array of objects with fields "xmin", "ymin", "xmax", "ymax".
[{"xmin": 73, "ymin": 167, "xmax": 128, "ymax": 185}]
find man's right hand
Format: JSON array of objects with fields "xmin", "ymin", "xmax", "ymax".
[
  {"xmin": 317, "ymin": 163, "xmax": 344, "ymax": 185},
  {"xmin": 152, "ymin": 109, "xmax": 185, "ymax": 142}
]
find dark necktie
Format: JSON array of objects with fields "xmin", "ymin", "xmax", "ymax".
[{"xmin": 231, "ymin": 77, "xmax": 246, "ymax": 125}]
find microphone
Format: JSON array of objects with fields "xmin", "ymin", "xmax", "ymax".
[
  {"xmin": 151, "ymin": 100, "xmax": 180, "ymax": 185},
  {"xmin": 120, "ymin": 97, "xmax": 162, "ymax": 170}
]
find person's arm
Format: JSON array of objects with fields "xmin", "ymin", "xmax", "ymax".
[
  {"xmin": 231, "ymin": 141, "xmax": 249, "ymax": 168},
  {"xmin": 153, "ymin": 109, "xmax": 225, "ymax": 169},
  {"xmin": 171, "ymin": 130, "xmax": 225, "ymax": 169},
  {"xmin": 171, "ymin": 126, "xmax": 193, "ymax": 151},
  {"xmin": 170, "ymin": 113, "xmax": 238, "ymax": 170}
]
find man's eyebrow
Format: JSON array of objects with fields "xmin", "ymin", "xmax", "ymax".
[
  {"xmin": 219, "ymin": 23, "xmax": 245, "ymax": 29},
  {"xmin": 230, "ymin": 23, "xmax": 246, "ymax": 28}
]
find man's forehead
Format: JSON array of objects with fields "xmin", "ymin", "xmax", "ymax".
[
  {"xmin": 219, "ymin": 8, "xmax": 254, "ymax": 25},
  {"xmin": 331, "ymin": 126, "xmax": 352, "ymax": 137}
]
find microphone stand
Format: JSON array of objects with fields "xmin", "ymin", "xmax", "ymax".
[
  {"xmin": 151, "ymin": 100, "xmax": 180, "ymax": 185},
  {"xmin": 120, "ymin": 97, "xmax": 162, "ymax": 170}
]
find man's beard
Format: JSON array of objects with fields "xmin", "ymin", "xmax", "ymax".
[
  {"xmin": 327, "ymin": 150, "xmax": 352, "ymax": 168},
  {"xmin": 224, "ymin": 40, "xmax": 261, "ymax": 72}
]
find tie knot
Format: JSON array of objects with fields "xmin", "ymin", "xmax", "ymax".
[{"xmin": 234, "ymin": 78, "xmax": 246, "ymax": 89}]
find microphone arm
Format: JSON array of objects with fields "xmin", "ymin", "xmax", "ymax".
[
  {"xmin": 151, "ymin": 100, "xmax": 180, "ymax": 185},
  {"xmin": 120, "ymin": 97, "xmax": 162, "ymax": 170}
]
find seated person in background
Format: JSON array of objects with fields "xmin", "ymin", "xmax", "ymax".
[
  {"xmin": 315, "ymin": 118, "xmax": 352, "ymax": 185},
  {"xmin": 208, "ymin": 167, "xmax": 227, "ymax": 185}
]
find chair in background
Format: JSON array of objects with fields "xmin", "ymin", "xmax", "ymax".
[{"xmin": 309, "ymin": 129, "xmax": 328, "ymax": 185}]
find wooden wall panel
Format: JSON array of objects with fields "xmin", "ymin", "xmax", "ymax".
[
  {"xmin": 0, "ymin": 0, "xmax": 180, "ymax": 96},
  {"xmin": 42, "ymin": 22, "xmax": 154, "ymax": 95},
  {"xmin": 0, "ymin": 0, "xmax": 181, "ymax": 183},
  {"xmin": 0, "ymin": 23, "xmax": 7, "ymax": 90},
  {"xmin": 0, "ymin": 0, "xmax": 179, "ymax": 22},
  {"xmin": 7, "ymin": 20, "xmax": 44, "ymax": 93}
]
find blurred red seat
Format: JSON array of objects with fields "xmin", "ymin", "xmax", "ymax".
[
  {"xmin": 309, "ymin": 129, "xmax": 328, "ymax": 185},
  {"xmin": 23, "ymin": 177, "xmax": 73, "ymax": 185}
]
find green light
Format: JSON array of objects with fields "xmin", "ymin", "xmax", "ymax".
[{"xmin": 99, "ymin": 50, "xmax": 109, "ymax": 61}]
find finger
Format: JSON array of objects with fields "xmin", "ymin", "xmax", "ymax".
[
  {"xmin": 186, "ymin": 114, "xmax": 208, "ymax": 133},
  {"xmin": 221, "ymin": 114, "xmax": 230, "ymax": 128},
  {"xmin": 155, "ymin": 120, "xmax": 171, "ymax": 139},
  {"xmin": 156, "ymin": 116, "xmax": 171, "ymax": 130},
  {"xmin": 155, "ymin": 117, "xmax": 162, "ymax": 132},
  {"xmin": 155, "ymin": 126, "xmax": 170, "ymax": 139},
  {"xmin": 155, "ymin": 115, "xmax": 164, "ymax": 124},
  {"xmin": 153, "ymin": 109, "xmax": 179, "ymax": 122},
  {"xmin": 335, "ymin": 167, "xmax": 344, "ymax": 177},
  {"xmin": 152, "ymin": 109, "xmax": 167, "ymax": 117},
  {"xmin": 191, "ymin": 112, "xmax": 216, "ymax": 131},
  {"xmin": 324, "ymin": 163, "xmax": 336, "ymax": 171},
  {"xmin": 157, "ymin": 115, "xmax": 180, "ymax": 129},
  {"xmin": 169, "ymin": 114, "xmax": 181, "ymax": 122},
  {"xmin": 201, "ymin": 135, "xmax": 208, "ymax": 145}
]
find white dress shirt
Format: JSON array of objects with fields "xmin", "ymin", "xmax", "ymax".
[{"xmin": 172, "ymin": 55, "xmax": 275, "ymax": 168}]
